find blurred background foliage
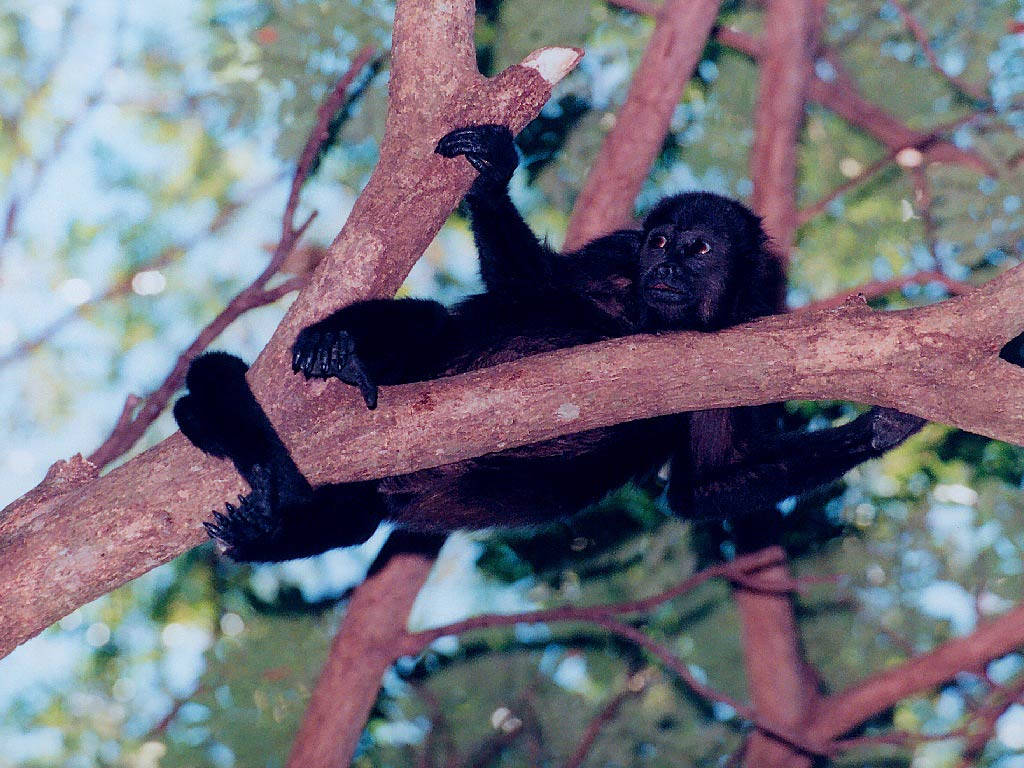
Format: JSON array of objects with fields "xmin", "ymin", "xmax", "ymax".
[{"xmin": 1, "ymin": 0, "xmax": 1023, "ymax": 765}]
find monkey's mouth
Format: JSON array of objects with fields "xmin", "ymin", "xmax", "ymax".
[{"xmin": 645, "ymin": 282, "xmax": 689, "ymax": 303}]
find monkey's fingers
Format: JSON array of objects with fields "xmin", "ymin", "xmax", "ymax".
[
  {"xmin": 868, "ymin": 407, "xmax": 927, "ymax": 451},
  {"xmin": 435, "ymin": 124, "xmax": 510, "ymax": 156},
  {"xmin": 346, "ymin": 358, "xmax": 379, "ymax": 410}
]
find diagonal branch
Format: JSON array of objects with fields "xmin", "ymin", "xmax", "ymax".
[
  {"xmin": 562, "ymin": 0, "xmax": 723, "ymax": 249},
  {"xmin": 710, "ymin": 25, "xmax": 996, "ymax": 176},
  {"xmin": 806, "ymin": 598, "xmax": 1024, "ymax": 744},
  {"xmin": 888, "ymin": 0, "xmax": 989, "ymax": 103}
]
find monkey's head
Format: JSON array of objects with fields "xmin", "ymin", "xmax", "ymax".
[{"xmin": 636, "ymin": 192, "xmax": 785, "ymax": 330}]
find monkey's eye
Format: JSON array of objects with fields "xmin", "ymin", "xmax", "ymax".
[
  {"xmin": 651, "ymin": 235, "xmax": 667, "ymax": 248},
  {"xmin": 694, "ymin": 238, "xmax": 711, "ymax": 255}
]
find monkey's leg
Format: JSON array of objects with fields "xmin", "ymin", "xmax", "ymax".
[
  {"xmin": 175, "ymin": 352, "xmax": 383, "ymax": 561},
  {"xmin": 670, "ymin": 407, "xmax": 925, "ymax": 519}
]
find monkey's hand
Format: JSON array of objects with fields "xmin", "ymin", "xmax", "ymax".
[
  {"xmin": 867, "ymin": 407, "xmax": 926, "ymax": 452},
  {"xmin": 292, "ymin": 323, "xmax": 379, "ymax": 409},
  {"xmin": 435, "ymin": 124, "xmax": 517, "ymax": 194}
]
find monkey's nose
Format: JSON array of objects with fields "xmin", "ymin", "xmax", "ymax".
[{"xmin": 653, "ymin": 263, "xmax": 681, "ymax": 281}]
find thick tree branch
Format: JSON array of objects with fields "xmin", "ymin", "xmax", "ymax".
[
  {"xmin": 562, "ymin": 0, "xmax": 723, "ymax": 249},
  {"xmin": 3, "ymin": 263, "xmax": 1024, "ymax": 661},
  {"xmin": 749, "ymin": 0, "xmax": 818, "ymax": 256}
]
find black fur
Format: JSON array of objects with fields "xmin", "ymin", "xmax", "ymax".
[{"xmin": 175, "ymin": 124, "xmax": 926, "ymax": 562}]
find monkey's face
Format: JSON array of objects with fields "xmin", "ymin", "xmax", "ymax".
[
  {"xmin": 637, "ymin": 191, "xmax": 770, "ymax": 331},
  {"xmin": 637, "ymin": 223, "xmax": 734, "ymax": 328}
]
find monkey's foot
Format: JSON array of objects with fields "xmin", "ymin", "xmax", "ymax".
[
  {"xmin": 291, "ymin": 324, "xmax": 378, "ymax": 409},
  {"xmin": 868, "ymin": 407, "xmax": 926, "ymax": 451},
  {"xmin": 174, "ymin": 351, "xmax": 253, "ymax": 459},
  {"xmin": 204, "ymin": 468, "xmax": 287, "ymax": 562},
  {"xmin": 435, "ymin": 124, "xmax": 517, "ymax": 192}
]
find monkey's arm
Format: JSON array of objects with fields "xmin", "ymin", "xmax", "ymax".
[
  {"xmin": 436, "ymin": 125, "xmax": 558, "ymax": 293},
  {"xmin": 291, "ymin": 298, "xmax": 455, "ymax": 408},
  {"xmin": 669, "ymin": 408, "xmax": 926, "ymax": 519}
]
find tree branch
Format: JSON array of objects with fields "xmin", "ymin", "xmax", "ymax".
[
  {"xmin": 562, "ymin": 0, "xmax": 723, "ymax": 249},
  {"xmin": 798, "ymin": 270, "xmax": 971, "ymax": 312},
  {"xmin": 888, "ymin": 0, "xmax": 989, "ymax": 103},
  {"xmin": 742, "ymin": 2, "xmax": 822, "ymax": 763},
  {"xmin": 3, "ymin": 262, "xmax": 1024, "ymax": 660},
  {"xmin": 711, "ymin": 25, "xmax": 996, "ymax": 176},
  {"xmin": 806, "ymin": 598, "xmax": 1024, "ymax": 744}
]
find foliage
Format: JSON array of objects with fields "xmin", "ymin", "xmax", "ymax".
[{"xmin": 0, "ymin": 0, "xmax": 1022, "ymax": 766}]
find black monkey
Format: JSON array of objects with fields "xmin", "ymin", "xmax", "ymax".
[{"xmin": 174, "ymin": 124, "xmax": 925, "ymax": 562}]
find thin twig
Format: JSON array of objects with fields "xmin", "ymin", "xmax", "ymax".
[
  {"xmin": 401, "ymin": 548, "xmax": 786, "ymax": 655},
  {"xmin": 86, "ymin": 48, "xmax": 377, "ymax": 470},
  {"xmin": 797, "ymin": 149, "xmax": 899, "ymax": 226},
  {"xmin": 562, "ymin": 674, "xmax": 647, "ymax": 768},
  {"xmin": 0, "ymin": 174, "xmax": 284, "ymax": 368},
  {"xmin": 1, "ymin": 6, "xmax": 124, "ymax": 257},
  {"xmin": 889, "ymin": 0, "xmax": 988, "ymax": 102}
]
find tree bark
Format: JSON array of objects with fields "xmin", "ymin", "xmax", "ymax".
[{"xmin": 740, "ymin": 1, "xmax": 822, "ymax": 765}]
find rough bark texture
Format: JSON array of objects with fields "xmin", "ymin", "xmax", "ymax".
[
  {"xmin": 562, "ymin": 0, "xmax": 723, "ymax": 249},
  {"xmin": 741, "ymin": 1, "xmax": 821, "ymax": 765},
  {"xmin": 4, "ymin": 266, "xmax": 1024, "ymax": 660}
]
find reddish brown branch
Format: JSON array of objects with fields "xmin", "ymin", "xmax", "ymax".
[
  {"xmin": 796, "ymin": 149, "xmax": 899, "ymax": 226},
  {"xmin": 749, "ymin": 0, "xmax": 819, "ymax": 257},
  {"xmin": 806, "ymin": 599, "xmax": 1024, "ymax": 744},
  {"xmin": 401, "ymin": 549, "xmax": 785, "ymax": 654},
  {"xmin": 399, "ymin": 560, "xmax": 830, "ymax": 758},
  {"xmin": 742, "ymin": 1, "xmax": 822, "ymax": 764},
  {"xmin": 278, "ymin": 46, "xmax": 377, "ymax": 250},
  {"xmin": 562, "ymin": 674, "xmax": 647, "ymax": 768},
  {"xmin": 86, "ymin": 213, "xmax": 316, "ymax": 470},
  {"xmin": 563, "ymin": 0, "xmax": 723, "ymax": 249}
]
